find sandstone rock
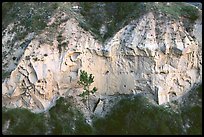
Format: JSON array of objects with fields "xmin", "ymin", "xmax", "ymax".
[
  {"xmin": 2, "ymin": 10, "xmax": 202, "ymax": 115},
  {"xmin": 28, "ymin": 72, "xmax": 38, "ymax": 84},
  {"xmin": 93, "ymin": 99, "xmax": 104, "ymax": 116},
  {"xmin": 11, "ymin": 86, "xmax": 23, "ymax": 97}
]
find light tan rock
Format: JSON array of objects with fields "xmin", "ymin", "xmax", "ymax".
[{"xmin": 2, "ymin": 11, "xmax": 202, "ymax": 114}]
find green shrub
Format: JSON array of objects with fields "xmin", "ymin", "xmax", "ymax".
[
  {"xmin": 2, "ymin": 108, "xmax": 46, "ymax": 135},
  {"xmin": 2, "ymin": 97, "xmax": 93, "ymax": 135},
  {"xmin": 48, "ymin": 97, "xmax": 93, "ymax": 135},
  {"xmin": 77, "ymin": 70, "xmax": 97, "ymax": 111},
  {"xmin": 93, "ymin": 92, "xmax": 201, "ymax": 135},
  {"xmin": 152, "ymin": 2, "xmax": 199, "ymax": 22},
  {"xmin": 2, "ymin": 2, "xmax": 59, "ymax": 40},
  {"xmin": 79, "ymin": 2, "xmax": 142, "ymax": 43},
  {"xmin": 2, "ymin": 84, "xmax": 202, "ymax": 135}
]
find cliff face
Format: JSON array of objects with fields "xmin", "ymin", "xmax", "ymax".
[{"xmin": 2, "ymin": 5, "xmax": 202, "ymax": 115}]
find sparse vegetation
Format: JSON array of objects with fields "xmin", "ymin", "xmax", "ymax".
[
  {"xmin": 2, "ymin": 2, "xmax": 202, "ymax": 135},
  {"xmin": 79, "ymin": 2, "xmax": 143, "ymax": 43},
  {"xmin": 2, "ymin": 85, "xmax": 202, "ymax": 135},
  {"xmin": 2, "ymin": 2, "xmax": 200, "ymax": 43},
  {"xmin": 2, "ymin": 2, "xmax": 59, "ymax": 40},
  {"xmin": 2, "ymin": 97, "xmax": 93, "ymax": 135},
  {"xmin": 93, "ymin": 84, "xmax": 202, "ymax": 135},
  {"xmin": 2, "ymin": 71, "xmax": 11, "ymax": 80},
  {"xmin": 48, "ymin": 97, "xmax": 93, "ymax": 135},
  {"xmin": 2, "ymin": 107, "xmax": 46, "ymax": 135},
  {"xmin": 149, "ymin": 2, "xmax": 199, "ymax": 22},
  {"xmin": 93, "ymin": 94, "xmax": 183, "ymax": 135},
  {"xmin": 78, "ymin": 2, "xmax": 199, "ymax": 43},
  {"xmin": 77, "ymin": 70, "xmax": 97, "ymax": 111}
]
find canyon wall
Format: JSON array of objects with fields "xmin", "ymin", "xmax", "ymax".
[{"xmin": 2, "ymin": 11, "xmax": 202, "ymax": 113}]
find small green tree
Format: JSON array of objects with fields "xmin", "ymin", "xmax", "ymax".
[{"xmin": 77, "ymin": 70, "xmax": 97, "ymax": 111}]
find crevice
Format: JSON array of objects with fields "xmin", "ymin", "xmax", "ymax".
[{"xmin": 92, "ymin": 98, "xmax": 101, "ymax": 113}]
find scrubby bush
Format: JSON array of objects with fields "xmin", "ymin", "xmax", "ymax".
[
  {"xmin": 2, "ymin": 108, "xmax": 46, "ymax": 135},
  {"xmin": 79, "ymin": 2, "xmax": 142, "ymax": 42},
  {"xmin": 77, "ymin": 70, "xmax": 97, "ymax": 111},
  {"xmin": 2, "ymin": 85, "xmax": 202, "ymax": 135}
]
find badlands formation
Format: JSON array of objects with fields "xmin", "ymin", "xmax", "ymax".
[{"xmin": 2, "ymin": 9, "xmax": 202, "ymax": 116}]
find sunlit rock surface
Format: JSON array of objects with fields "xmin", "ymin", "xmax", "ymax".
[{"xmin": 2, "ymin": 10, "xmax": 202, "ymax": 114}]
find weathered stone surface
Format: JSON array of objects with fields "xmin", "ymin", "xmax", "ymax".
[
  {"xmin": 2, "ymin": 11, "xmax": 202, "ymax": 114},
  {"xmin": 93, "ymin": 99, "xmax": 104, "ymax": 116}
]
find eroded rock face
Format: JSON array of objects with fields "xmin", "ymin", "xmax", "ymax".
[
  {"xmin": 2, "ymin": 22, "xmax": 35, "ymax": 80},
  {"xmin": 2, "ymin": 11, "xmax": 202, "ymax": 114}
]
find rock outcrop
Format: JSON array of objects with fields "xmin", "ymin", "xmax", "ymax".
[
  {"xmin": 2, "ymin": 10, "xmax": 202, "ymax": 115},
  {"xmin": 2, "ymin": 22, "xmax": 35, "ymax": 81}
]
